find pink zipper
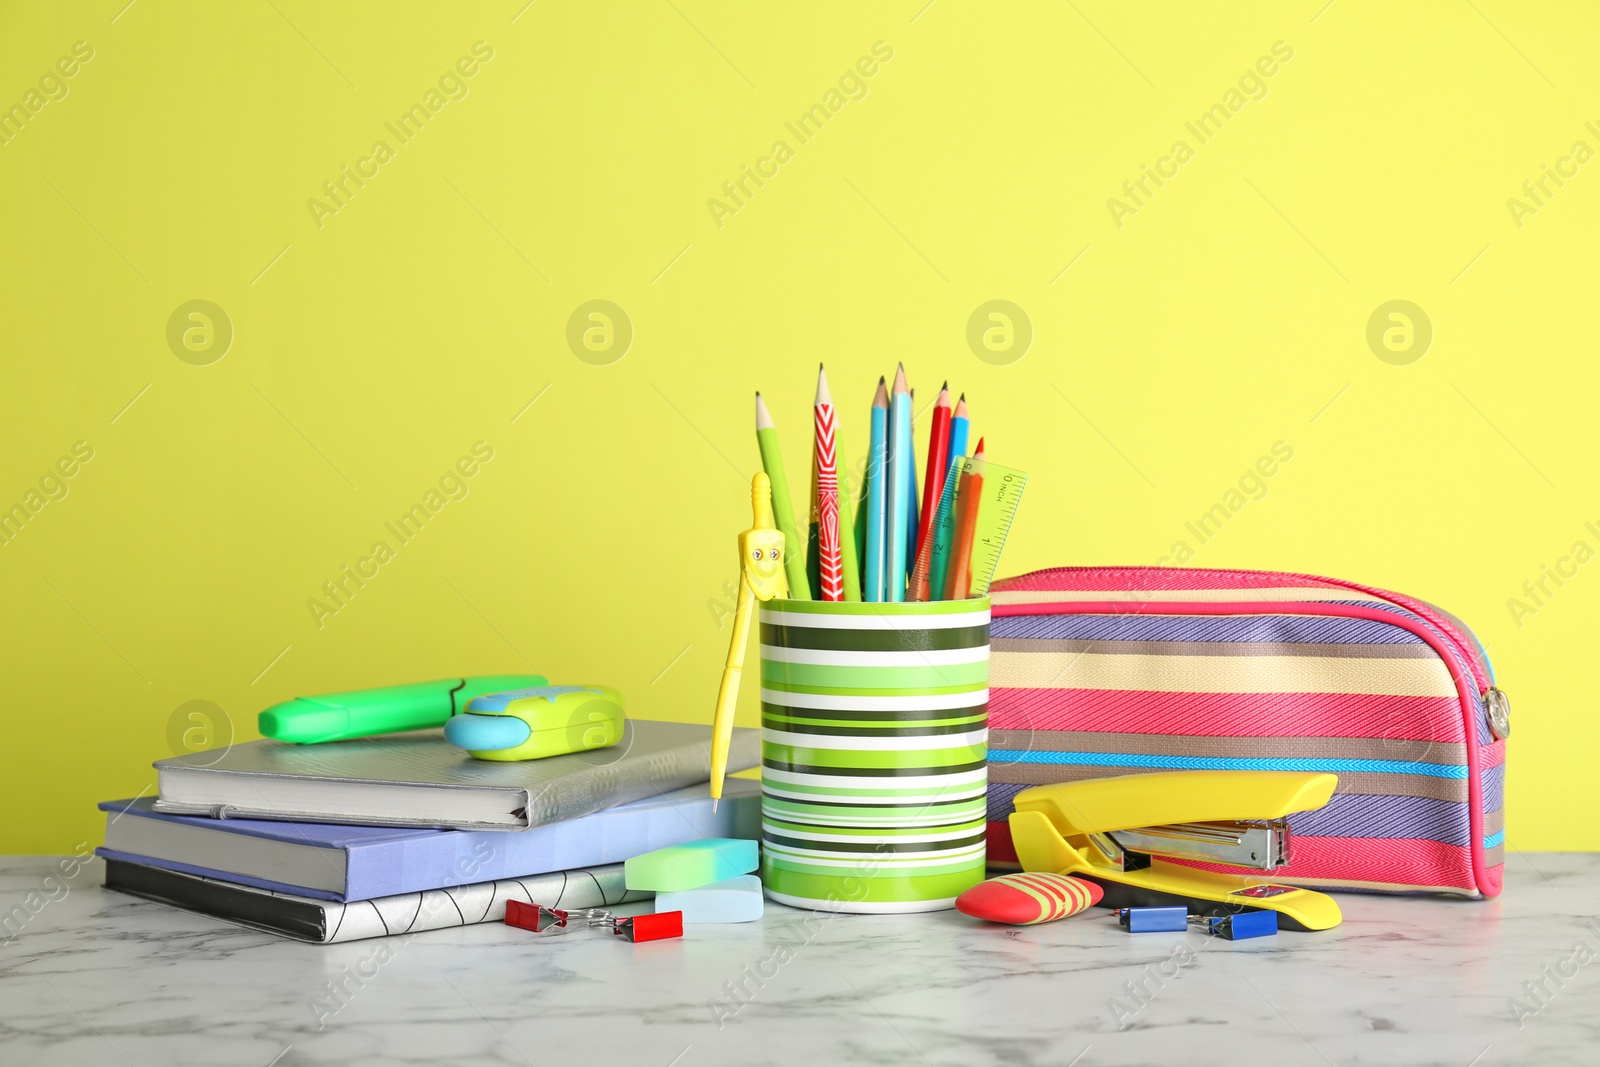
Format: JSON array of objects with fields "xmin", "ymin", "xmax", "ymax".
[{"xmin": 999, "ymin": 565, "xmax": 1492, "ymax": 690}]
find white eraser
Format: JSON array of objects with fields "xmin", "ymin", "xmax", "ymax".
[{"xmin": 655, "ymin": 874, "xmax": 764, "ymax": 923}]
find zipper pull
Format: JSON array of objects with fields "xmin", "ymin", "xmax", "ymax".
[{"xmin": 1484, "ymin": 687, "xmax": 1511, "ymax": 740}]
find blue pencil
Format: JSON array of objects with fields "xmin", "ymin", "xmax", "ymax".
[
  {"xmin": 904, "ymin": 388, "xmax": 919, "ymax": 571},
  {"xmin": 887, "ymin": 364, "xmax": 912, "ymax": 602},
  {"xmin": 947, "ymin": 394, "xmax": 970, "ymax": 473},
  {"xmin": 865, "ymin": 378, "xmax": 889, "ymax": 602}
]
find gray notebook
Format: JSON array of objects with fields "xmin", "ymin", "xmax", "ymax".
[{"xmin": 153, "ymin": 719, "xmax": 759, "ymax": 831}]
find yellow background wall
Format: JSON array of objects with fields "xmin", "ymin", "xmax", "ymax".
[{"xmin": 3, "ymin": 2, "xmax": 1596, "ymax": 853}]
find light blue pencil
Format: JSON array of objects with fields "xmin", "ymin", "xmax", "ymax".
[
  {"xmin": 932, "ymin": 394, "xmax": 970, "ymax": 600},
  {"xmin": 865, "ymin": 378, "xmax": 889, "ymax": 602},
  {"xmin": 905, "ymin": 388, "xmax": 919, "ymax": 571},
  {"xmin": 947, "ymin": 394, "xmax": 970, "ymax": 475},
  {"xmin": 887, "ymin": 364, "xmax": 912, "ymax": 602}
]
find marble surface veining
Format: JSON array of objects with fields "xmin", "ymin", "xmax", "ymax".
[{"xmin": 3, "ymin": 855, "xmax": 1599, "ymax": 1066}]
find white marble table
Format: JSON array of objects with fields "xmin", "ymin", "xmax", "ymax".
[{"xmin": 3, "ymin": 855, "xmax": 1597, "ymax": 1066}]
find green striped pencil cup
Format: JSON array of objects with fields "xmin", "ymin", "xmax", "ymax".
[{"xmin": 758, "ymin": 597, "xmax": 990, "ymax": 913}]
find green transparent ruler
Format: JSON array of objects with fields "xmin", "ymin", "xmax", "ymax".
[{"xmin": 910, "ymin": 454, "xmax": 1028, "ymax": 599}]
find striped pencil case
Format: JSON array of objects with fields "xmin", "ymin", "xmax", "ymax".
[{"xmin": 985, "ymin": 566, "xmax": 1507, "ymax": 898}]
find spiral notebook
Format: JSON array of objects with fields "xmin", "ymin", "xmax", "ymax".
[{"xmin": 104, "ymin": 856, "xmax": 649, "ymax": 943}]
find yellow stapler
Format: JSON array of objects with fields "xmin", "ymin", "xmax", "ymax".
[{"xmin": 1008, "ymin": 770, "xmax": 1343, "ymax": 931}]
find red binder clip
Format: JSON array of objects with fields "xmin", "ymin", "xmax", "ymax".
[
  {"xmin": 504, "ymin": 900, "xmax": 571, "ymax": 934},
  {"xmin": 587, "ymin": 909, "xmax": 683, "ymax": 943},
  {"xmin": 506, "ymin": 901, "xmax": 682, "ymax": 943}
]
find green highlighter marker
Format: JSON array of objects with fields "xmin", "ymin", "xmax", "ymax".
[{"xmin": 258, "ymin": 675, "xmax": 547, "ymax": 744}]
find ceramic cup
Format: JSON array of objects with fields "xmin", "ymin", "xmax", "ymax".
[{"xmin": 757, "ymin": 597, "xmax": 990, "ymax": 913}]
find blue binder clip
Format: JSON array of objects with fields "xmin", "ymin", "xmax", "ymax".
[
  {"xmin": 1195, "ymin": 910, "xmax": 1278, "ymax": 940},
  {"xmin": 1114, "ymin": 906, "xmax": 1187, "ymax": 932}
]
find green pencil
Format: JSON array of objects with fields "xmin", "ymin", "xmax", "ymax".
[
  {"xmin": 837, "ymin": 434, "xmax": 862, "ymax": 602},
  {"xmin": 756, "ymin": 392, "xmax": 812, "ymax": 599},
  {"xmin": 852, "ymin": 466, "xmax": 869, "ymax": 592}
]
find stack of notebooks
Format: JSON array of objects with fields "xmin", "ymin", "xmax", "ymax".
[{"xmin": 100, "ymin": 719, "xmax": 761, "ymax": 943}]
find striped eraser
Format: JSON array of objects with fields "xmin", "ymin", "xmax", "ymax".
[{"xmin": 954, "ymin": 873, "xmax": 1103, "ymax": 925}]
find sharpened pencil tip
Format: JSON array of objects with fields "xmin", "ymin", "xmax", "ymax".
[{"xmin": 712, "ymin": 799, "xmax": 719, "ymax": 814}]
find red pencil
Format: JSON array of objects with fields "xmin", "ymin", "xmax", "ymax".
[
  {"xmin": 814, "ymin": 365, "xmax": 843, "ymax": 601},
  {"xmin": 944, "ymin": 438, "xmax": 985, "ymax": 601},
  {"xmin": 915, "ymin": 384, "xmax": 951, "ymax": 562}
]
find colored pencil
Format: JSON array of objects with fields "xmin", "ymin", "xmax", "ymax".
[
  {"xmin": 814, "ymin": 366, "xmax": 843, "ymax": 601},
  {"xmin": 837, "ymin": 464, "xmax": 862, "ymax": 602},
  {"xmin": 887, "ymin": 364, "xmax": 912, "ymax": 602},
  {"xmin": 865, "ymin": 378, "xmax": 889, "ymax": 601},
  {"xmin": 944, "ymin": 438, "xmax": 985, "ymax": 601},
  {"xmin": 852, "ymin": 449, "xmax": 870, "ymax": 591},
  {"xmin": 829, "ymin": 373, "xmax": 861, "ymax": 603},
  {"xmin": 925, "ymin": 453, "xmax": 962, "ymax": 600},
  {"xmin": 806, "ymin": 446, "xmax": 821, "ymax": 599},
  {"xmin": 905, "ymin": 388, "xmax": 919, "ymax": 572},
  {"xmin": 947, "ymin": 394, "xmax": 970, "ymax": 475},
  {"xmin": 755, "ymin": 393, "xmax": 811, "ymax": 599},
  {"xmin": 914, "ymin": 384, "xmax": 951, "ymax": 573}
]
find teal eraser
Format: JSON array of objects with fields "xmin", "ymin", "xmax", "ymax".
[
  {"xmin": 624, "ymin": 838, "xmax": 759, "ymax": 892},
  {"xmin": 656, "ymin": 875, "xmax": 764, "ymax": 924}
]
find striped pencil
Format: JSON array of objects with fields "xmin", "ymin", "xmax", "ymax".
[{"xmin": 814, "ymin": 366, "xmax": 843, "ymax": 601}]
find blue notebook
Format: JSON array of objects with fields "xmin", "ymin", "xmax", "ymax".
[{"xmin": 97, "ymin": 778, "xmax": 758, "ymax": 902}]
